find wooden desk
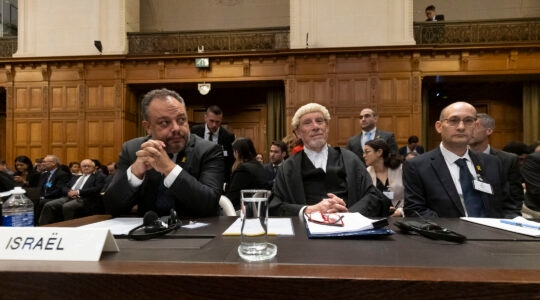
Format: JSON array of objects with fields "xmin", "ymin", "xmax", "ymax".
[{"xmin": 2, "ymin": 216, "xmax": 540, "ymax": 299}]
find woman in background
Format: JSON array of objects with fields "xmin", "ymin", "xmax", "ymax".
[
  {"xmin": 13, "ymin": 155, "xmax": 40, "ymax": 187},
  {"xmin": 226, "ymin": 137, "xmax": 269, "ymax": 210},
  {"xmin": 363, "ymin": 139, "xmax": 404, "ymax": 217}
]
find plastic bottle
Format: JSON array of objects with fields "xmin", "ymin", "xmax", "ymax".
[{"xmin": 2, "ymin": 186, "xmax": 34, "ymax": 227}]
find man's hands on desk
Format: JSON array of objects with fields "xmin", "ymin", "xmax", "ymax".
[
  {"xmin": 132, "ymin": 139, "xmax": 177, "ymax": 178},
  {"xmin": 304, "ymin": 193, "xmax": 348, "ymax": 215}
]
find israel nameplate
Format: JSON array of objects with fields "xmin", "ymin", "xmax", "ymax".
[{"xmin": 0, "ymin": 227, "xmax": 119, "ymax": 261}]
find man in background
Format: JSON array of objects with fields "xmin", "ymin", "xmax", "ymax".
[
  {"xmin": 191, "ymin": 105, "xmax": 235, "ymax": 185},
  {"xmin": 347, "ymin": 108, "xmax": 398, "ymax": 163},
  {"xmin": 39, "ymin": 158, "xmax": 106, "ymax": 225},
  {"xmin": 35, "ymin": 155, "xmax": 71, "ymax": 223},
  {"xmin": 399, "ymin": 135, "xmax": 425, "ymax": 157},
  {"xmin": 263, "ymin": 140, "xmax": 287, "ymax": 188},
  {"xmin": 469, "ymin": 113, "xmax": 523, "ymax": 218},
  {"xmin": 425, "ymin": 5, "xmax": 444, "ymax": 21}
]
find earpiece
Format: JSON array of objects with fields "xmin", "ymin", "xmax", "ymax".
[{"xmin": 128, "ymin": 209, "xmax": 182, "ymax": 241}]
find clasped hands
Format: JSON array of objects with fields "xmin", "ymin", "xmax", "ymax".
[
  {"xmin": 131, "ymin": 139, "xmax": 176, "ymax": 179},
  {"xmin": 304, "ymin": 193, "xmax": 348, "ymax": 215}
]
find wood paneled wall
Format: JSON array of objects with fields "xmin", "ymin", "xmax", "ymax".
[{"xmin": 2, "ymin": 44, "xmax": 540, "ymax": 166}]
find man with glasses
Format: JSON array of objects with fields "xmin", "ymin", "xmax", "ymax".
[
  {"xmin": 269, "ymin": 103, "xmax": 390, "ymax": 218},
  {"xmin": 38, "ymin": 159, "xmax": 106, "ymax": 225},
  {"xmin": 403, "ymin": 101, "xmax": 507, "ymax": 218},
  {"xmin": 347, "ymin": 108, "xmax": 398, "ymax": 163},
  {"xmin": 35, "ymin": 155, "xmax": 71, "ymax": 224}
]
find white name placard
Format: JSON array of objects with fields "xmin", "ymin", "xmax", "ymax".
[{"xmin": 0, "ymin": 227, "xmax": 119, "ymax": 261}]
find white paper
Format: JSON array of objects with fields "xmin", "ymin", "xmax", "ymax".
[
  {"xmin": 305, "ymin": 212, "xmax": 375, "ymax": 235},
  {"xmin": 79, "ymin": 217, "xmax": 142, "ymax": 235},
  {"xmin": 461, "ymin": 216, "xmax": 540, "ymax": 237},
  {"xmin": 222, "ymin": 218, "xmax": 294, "ymax": 236}
]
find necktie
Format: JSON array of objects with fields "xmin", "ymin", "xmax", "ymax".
[
  {"xmin": 208, "ymin": 132, "xmax": 213, "ymax": 141},
  {"xmin": 366, "ymin": 132, "xmax": 372, "ymax": 141},
  {"xmin": 155, "ymin": 176, "xmax": 173, "ymax": 216},
  {"xmin": 72, "ymin": 175, "xmax": 87, "ymax": 190},
  {"xmin": 455, "ymin": 158, "xmax": 485, "ymax": 217}
]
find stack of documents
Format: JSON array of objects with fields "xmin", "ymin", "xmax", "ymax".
[
  {"xmin": 461, "ymin": 216, "xmax": 540, "ymax": 237},
  {"xmin": 304, "ymin": 212, "xmax": 392, "ymax": 238},
  {"xmin": 222, "ymin": 218, "xmax": 295, "ymax": 236}
]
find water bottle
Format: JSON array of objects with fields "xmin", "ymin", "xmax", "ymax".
[{"xmin": 2, "ymin": 186, "xmax": 34, "ymax": 227}]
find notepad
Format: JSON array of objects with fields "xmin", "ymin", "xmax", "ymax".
[{"xmin": 461, "ymin": 216, "xmax": 540, "ymax": 237}]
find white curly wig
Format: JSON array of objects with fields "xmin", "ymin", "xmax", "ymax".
[{"xmin": 291, "ymin": 103, "xmax": 331, "ymax": 129}]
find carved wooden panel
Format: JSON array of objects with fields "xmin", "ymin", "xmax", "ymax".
[
  {"xmin": 88, "ymin": 85, "xmax": 116, "ymax": 109},
  {"xmin": 15, "ymin": 87, "xmax": 43, "ymax": 112},
  {"xmin": 51, "ymin": 85, "xmax": 79, "ymax": 112}
]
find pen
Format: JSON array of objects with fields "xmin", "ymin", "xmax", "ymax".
[{"xmin": 500, "ymin": 219, "xmax": 540, "ymax": 230}]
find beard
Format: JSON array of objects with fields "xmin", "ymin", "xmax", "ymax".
[{"xmin": 165, "ymin": 132, "xmax": 189, "ymax": 153}]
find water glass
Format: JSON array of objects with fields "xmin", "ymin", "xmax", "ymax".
[{"xmin": 237, "ymin": 189, "xmax": 277, "ymax": 262}]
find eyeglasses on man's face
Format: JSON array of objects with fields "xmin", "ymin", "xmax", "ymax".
[{"xmin": 442, "ymin": 117, "xmax": 477, "ymax": 127}]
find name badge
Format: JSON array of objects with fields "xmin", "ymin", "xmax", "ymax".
[
  {"xmin": 383, "ymin": 191, "xmax": 394, "ymax": 200},
  {"xmin": 223, "ymin": 150, "xmax": 228, "ymax": 157},
  {"xmin": 0, "ymin": 227, "xmax": 119, "ymax": 261},
  {"xmin": 473, "ymin": 180, "xmax": 493, "ymax": 195}
]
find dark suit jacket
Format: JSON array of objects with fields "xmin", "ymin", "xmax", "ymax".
[
  {"xmin": 399, "ymin": 145, "xmax": 425, "ymax": 156},
  {"xmin": 269, "ymin": 147, "xmax": 390, "ymax": 217},
  {"xmin": 522, "ymin": 152, "xmax": 540, "ymax": 211},
  {"xmin": 347, "ymin": 129, "xmax": 398, "ymax": 162},
  {"xmin": 489, "ymin": 148, "xmax": 523, "ymax": 218},
  {"xmin": 225, "ymin": 159, "xmax": 269, "ymax": 210},
  {"xmin": 191, "ymin": 124, "xmax": 235, "ymax": 183},
  {"xmin": 0, "ymin": 171, "xmax": 14, "ymax": 192},
  {"xmin": 38, "ymin": 168, "xmax": 71, "ymax": 199},
  {"xmin": 403, "ymin": 147, "xmax": 507, "ymax": 218},
  {"xmin": 263, "ymin": 162, "xmax": 280, "ymax": 189},
  {"xmin": 64, "ymin": 172, "xmax": 107, "ymax": 215},
  {"xmin": 104, "ymin": 134, "xmax": 224, "ymax": 217}
]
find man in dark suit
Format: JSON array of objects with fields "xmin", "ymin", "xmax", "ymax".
[
  {"xmin": 398, "ymin": 135, "xmax": 425, "ymax": 156},
  {"xmin": 263, "ymin": 140, "xmax": 287, "ymax": 188},
  {"xmin": 521, "ymin": 152, "xmax": 540, "ymax": 218},
  {"xmin": 469, "ymin": 113, "xmax": 523, "ymax": 218},
  {"xmin": 191, "ymin": 105, "xmax": 235, "ymax": 185},
  {"xmin": 104, "ymin": 88, "xmax": 224, "ymax": 218},
  {"xmin": 425, "ymin": 5, "xmax": 444, "ymax": 21},
  {"xmin": 269, "ymin": 103, "xmax": 390, "ymax": 218},
  {"xmin": 38, "ymin": 159, "xmax": 106, "ymax": 225},
  {"xmin": 347, "ymin": 108, "xmax": 398, "ymax": 162},
  {"xmin": 403, "ymin": 102, "xmax": 507, "ymax": 218},
  {"xmin": 35, "ymin": 155, "xmax": 71, "ymax": 223}
]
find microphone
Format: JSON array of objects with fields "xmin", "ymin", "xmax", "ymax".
[
  {"xmin": 128, "ymin": 210, "xmax": 182, "ymax": 241},
  {"xmin": 143, "ymin": 211, "xmax": 167, "ymax": 233}
]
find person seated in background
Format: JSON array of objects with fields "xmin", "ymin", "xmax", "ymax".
[
  {"xmin": 403, "ymin": 101, "xmax": 508, "ymax": 218},
  {"xmin": 102, "ymin": 162, "xmax": 116, "ymax": 193},
  {"xmin": 104, "ymin": 88, "xmax": 224, "ymax": 218},
  {"xmin": 13, "ymin": 155, "xmax": 40, "ymax": 188},
  {"xmin": 35, "ymin": 155, "xmax": 71, "ymax": 223},
  {"xmin": 225, "ymin": 137, "xmax": 269, "ymax": 210},
  {"xmin": 255, "ymin": 153, "xmax": 264, "ymax": 164},
  {"xmin": 0, "ymin": 160, "xmax": 14, "ymax": 177},
  {"xmin": 0, "ymin": 168, "xmax": 14, "ymax": 192},
  {"xmin": 469, "ymin": 113, "xmax": 523, "ymax": 218},
  {"xmin": 364, "ymin": 139, "xmax": 404, "ymax": 217},
  {"xmin": 269, "ymin": 103, "xmax": 390, "ymax": 217},
  {"xmin": 398, "ymin": 135, "xmax": 425, "ymax": 157},
  {"xmin": 69, "ymin": 161, "xmax": 83, "ymax": 175},
  {"xmin": 502, "ymin": 141, "xmax": 530, "ymax": 167},
  {"xmin": 425, "ymin": 5, "xmax": 444, "ymax": 21},
  {"xmin": 521, "ymin": 151, "xmax": 540, "ymax": 219},
  {"xmin": 263, "ymin": 140, "xmax": 288, "ymax": 189},
  {"xmin": 38, "ymin": 159, "xmax": 106, "ymax": 225}
]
